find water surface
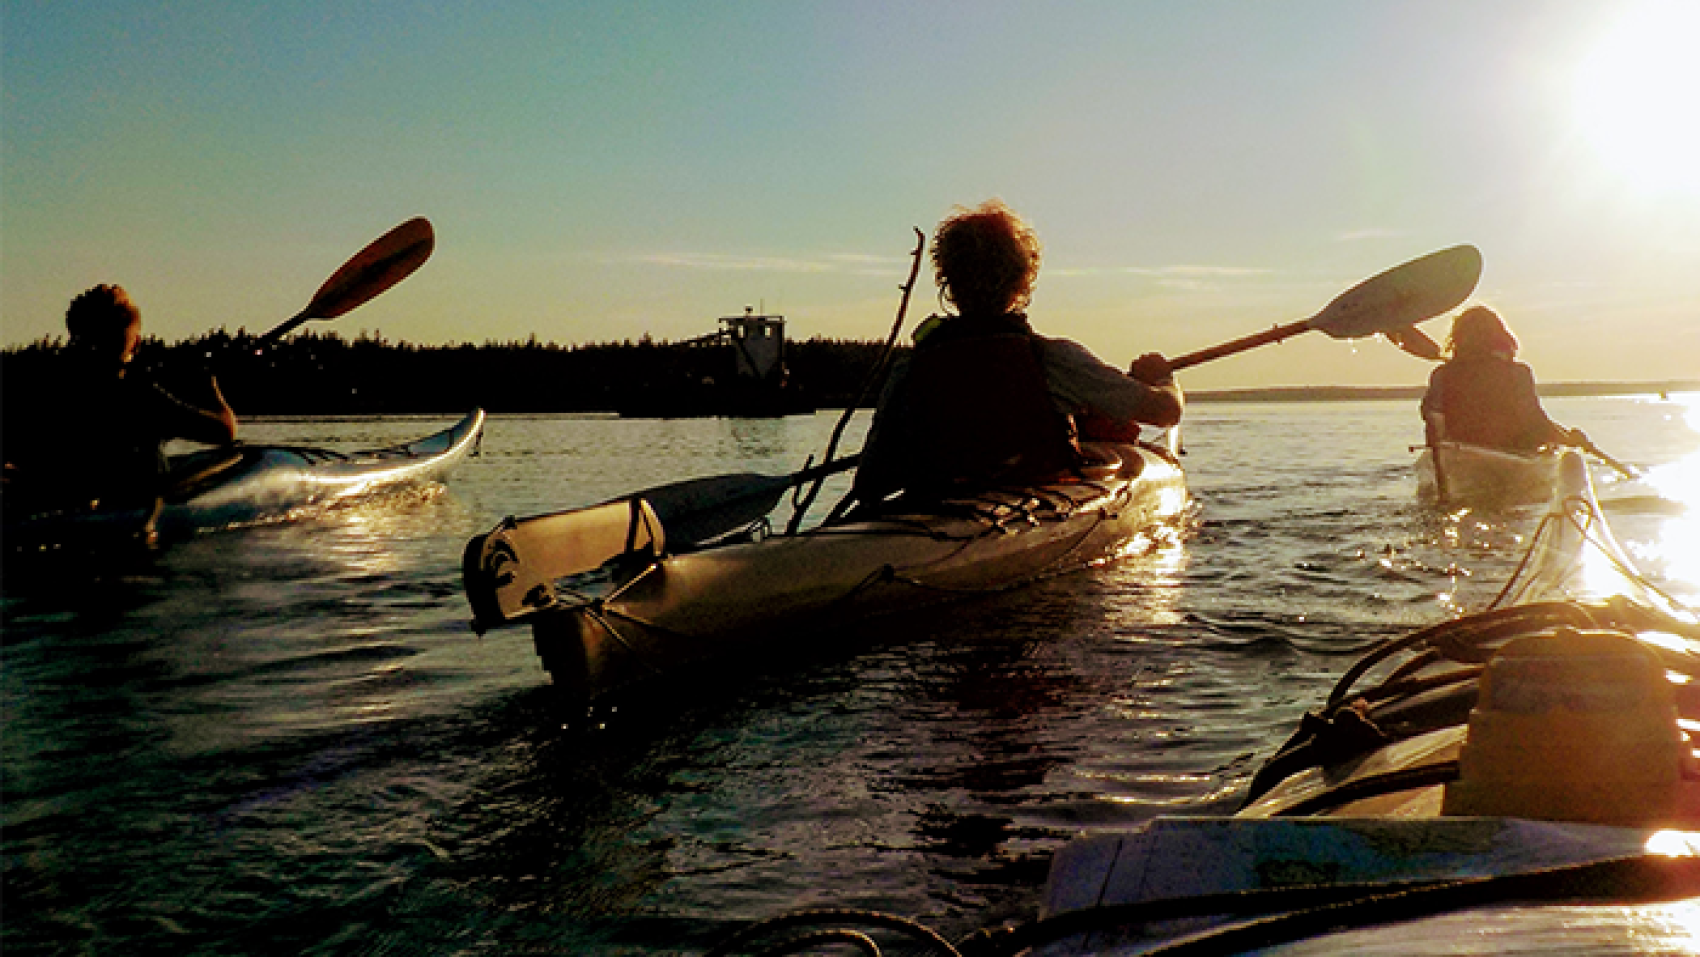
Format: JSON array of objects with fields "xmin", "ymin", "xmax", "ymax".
[{"xmin": 5, "ymin": 396, "xmax": 1697, "ymax": 954}]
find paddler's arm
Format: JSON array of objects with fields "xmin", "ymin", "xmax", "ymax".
[
  {"xmin": 1420, "ymin": 365, "xmax": 1447, "ymax": 444},
  {"xmin": 1424, "ymin": 412, "xmax": 1448, "ymax": 444},
  {"xmin": 1126, "ymin": 352, "xmax": 1183, "ymax": 426},
  {"xmin": 1040, "ymin": 338, "xmax": 1183, "ymax": 429},
  {"xmin": 150, "ymin": 375, "xmax": 238, "ymax": 446}
]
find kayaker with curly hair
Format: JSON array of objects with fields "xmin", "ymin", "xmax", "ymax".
[
  {"xmin": 853, "ymin": 199, "xmax": 1182, "ymax": 506},
  {"xmin": 7, "ymin": 284, "xmax": 238, "ymax": 513},
  {"xmin": 1420, "ymin": 305, "xmax": 1576, "ymax": 452}
]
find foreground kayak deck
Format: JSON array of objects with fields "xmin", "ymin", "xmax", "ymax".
[
  {"xmin": 8, "ymin": 409, "xmax": 485, "ymax": 553},
  {"xmin": 467, "ymin": 440, "xmax": 1189, "ymax": 708},
  {"xmin": 1033, "ymin": 450, "xmax": 1700, "ymax": 954},
  {"xmin": 1041, "ymin": 819, "xmax": 1699, "ymax": 956}
]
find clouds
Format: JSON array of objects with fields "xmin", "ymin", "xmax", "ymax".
[{"xmin": 4, "ymin": 2, "xmax": 1696, "ymax": 386}]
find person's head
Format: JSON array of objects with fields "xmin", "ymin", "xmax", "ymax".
[
  {"xmin": 932, "ymin": 199, "xmax": 1042, "ymax": 315},
  {"xmin": 65, "ymin": 284, "xmax": 142, "ymax": 366},
  {"xmin": 1447, "ymin": 305, "xmax": 1518, "ymax": 360}
]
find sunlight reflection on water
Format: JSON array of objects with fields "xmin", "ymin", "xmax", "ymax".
[{"xmin": 9, "ymin": 401, "xmax": 1700, "ymax": 955}]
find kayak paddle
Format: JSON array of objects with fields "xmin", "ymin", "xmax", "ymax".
[
  {"xmin": 464, "ymin": 454, "xmax": 861, "ymax": 630},
  {"xmin": 1571, "ymin": 431, "xmax": 1640, "ymax": 480},
  {"xmin": 1169, "ymin": 245, "xmax": 1482, "ymax": 370},
  {"xmin": 256, "ymin": 217, "xmax": 436, "ymax": 347}
]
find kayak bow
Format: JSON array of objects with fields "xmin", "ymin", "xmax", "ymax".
[
  {"xmin": 8, "ymin": 410, "xmax": 485, "ymax": 554},
  {"xmin": 1035, "ymin": 449, "xmax": 1700, "ymax": 955}
]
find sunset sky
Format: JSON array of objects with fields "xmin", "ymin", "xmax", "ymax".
[{"xmin": 4, "ymin": 1, "xmax": 1696, "ymax": 391}]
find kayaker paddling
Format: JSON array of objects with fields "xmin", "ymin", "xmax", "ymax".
[
  {"xmin": 852, "ymin": 199, "xmax": 1183, "ymax": 508},
  {"xmin": 6, "ymin": 284, "xmax": 238, "ymax": 516},
  {"xmin": 6, "ymin": 218, "xmax": 437, "ymax": 551},
  {"xmin": 1421, "ymin": 305, "xmax": 1578, "ymax": 453}
]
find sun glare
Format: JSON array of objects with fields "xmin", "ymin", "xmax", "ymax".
[{"xmin": 1574, "ymin": 2, "xmax": 1700, "ymax": 195}]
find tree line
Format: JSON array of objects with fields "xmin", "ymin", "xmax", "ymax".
[{"xmin": 0, "ymin": 330, "xmax": 901, "ymax": 416}]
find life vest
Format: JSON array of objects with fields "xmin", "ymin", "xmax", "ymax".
[
  {"xmin": 895, "ymin": 314, "xmax": 1080, "ymax": 492},
  {"xmin": 20, "ymin": 357, "xmax": 172, "ymax": 510},
  {"xmin": 1427, "ymin": 356, "xmax": 1550, "ymax": 451}
]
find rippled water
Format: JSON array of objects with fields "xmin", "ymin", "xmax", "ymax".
[{"xmin": 4, "ymin": 396, "xmax": 1697, "ymax": 955}]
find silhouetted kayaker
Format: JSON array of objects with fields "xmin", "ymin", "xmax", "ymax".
[
  {"xmin": 853, "ymin": 199, "xmax": 1182, "ymax": 506},
  {"xmin": 6, "ymin": 284, "xmax": 237, "ymax": 513},
  {"xmin": 1421, "ymin": 305, "xmax": 1576, "ymax": 452}
]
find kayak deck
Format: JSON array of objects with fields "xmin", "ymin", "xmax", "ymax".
[
  {"xmin": 1033, "ymin": 449, "xmax": 1700, "ymax": 953},
  {"xmin": 156, "ymin": 409, "xmax": 485, "ymax": 534},
  {"xmin": 1415, "ymin": 440, "xmax": 1564, "ymax": 509},
  {"xmin": 7, "ymin": 410, "xmax": 484, "ymax": 551},
  {"xmin": 468, "ymin": 440, "xmax": 1190, "ymax": 707}
]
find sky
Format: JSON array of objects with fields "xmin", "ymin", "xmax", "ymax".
[{"xmin": 3, "ymin": 1, "xmax": 1697, "ymax": 391}]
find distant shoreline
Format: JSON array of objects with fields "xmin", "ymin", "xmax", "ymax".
[{"xmin": 1187, "ymin": 381, "xmax": 1700, "ymax": 404}]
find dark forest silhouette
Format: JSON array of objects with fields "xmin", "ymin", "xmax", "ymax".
[
  {"xmin": 5, "ymin": 331, "xmax": 1690, "ymax": 419},
  {"xmin": 1, "ymin": 330, "xmax": 899, "ymax": 416}
]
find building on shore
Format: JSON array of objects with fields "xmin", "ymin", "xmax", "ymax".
[{"xmin": 615, "ymin": 308, "xmax": 817, "ymax": 419}]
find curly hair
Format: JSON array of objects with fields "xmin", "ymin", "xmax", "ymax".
[
  {"xmin": 65, "ymin": 283, "xmax": 141, "ymax": 345},
  {"xmin": 931, "ymin": 199, "xmax": 1042, "ymax": 315},
  {"xmin": 1447, "ymin": 305, "xmax": 1519, "ymax": 359}
]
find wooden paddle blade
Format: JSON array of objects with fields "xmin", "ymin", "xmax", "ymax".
[
  {"xmin": 1313, "ymin": 244, "xmax": 1482, "ymax": 339},
  {"xmin": 1384, "ymin": 324, "xmax": 1445, "ymax": 361},
  {"xmin": 462, "ymin": 498, "xmax": 664, "ymax": 631},
  {"xmin": 305, "ymin": 217, "xmax": 435, "ymax": 321}
]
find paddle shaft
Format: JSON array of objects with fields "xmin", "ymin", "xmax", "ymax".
[
  {"xmin": 1170, "ymin": 317, "xmax": 1313, "ymax": 371},
  {"xmin": 1578, "ymin": 437, "xmax": 1639, "ymax": 480}
]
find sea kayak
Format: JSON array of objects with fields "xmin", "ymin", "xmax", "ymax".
[
  {"xmin": 7, "ymin": 409, "xmax": 485, "ymax": 554},
  {"xmin": 1415, "ymin": 439, "xmax": 1565, "ymax": 509},
  {"xmin": 464, "ymin": 438, "xmax": 1190, "ymax": 709},
  {"xmin": 1034, "ymin": 449, "xmax": 1700, "ymax": 955}
]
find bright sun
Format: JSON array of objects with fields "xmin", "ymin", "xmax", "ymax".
[{"xmin": 1574, "ymin": 1, "xmax": 1700, "ymax": 195}]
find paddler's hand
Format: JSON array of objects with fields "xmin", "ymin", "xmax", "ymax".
[
  {"xmin": 1128, "ymin": 352, "xmax": 1175, "ymax": 386},
  {"xmin": 202, "ymin": 374, "xmax": 239, "ymax": 444}
]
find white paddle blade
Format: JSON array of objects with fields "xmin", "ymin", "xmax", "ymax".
[
  {"xmin": 463, "ymin": 498, "xmax": 664, "ymax": 631},
  {"xmin": 1315, "ymin": 244, "xmax": 1482, "ymax": 339}
]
